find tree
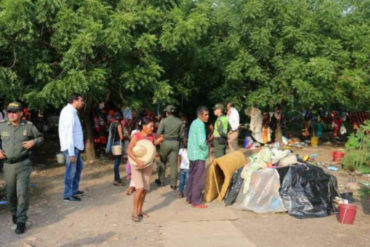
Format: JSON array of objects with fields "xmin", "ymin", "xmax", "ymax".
[{"xmin": 1, "ymin": 0, "xmax": 369, "ymax": 155}]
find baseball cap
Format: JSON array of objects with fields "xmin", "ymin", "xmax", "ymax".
[
  {"xmin": 213, "ymin": 103, "xmax": 224, "ymax": 111},
  {"xmin": 7, "ymin": 102, "xmax": 23, "ymax": 112},
  {"xmin": 164, "ymin": 105, "xmax": 176, "ymax": 113}
]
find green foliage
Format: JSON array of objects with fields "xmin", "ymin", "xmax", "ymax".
[
  {"xmin": 0, "ymin": 0, "xmax": 368, "ymax": 114},
  {"xmin": 341, "ymin": 121, "xmax": 370, "ymax": 172},
  {"xmin": 359, "ymin": 185, "xmax": 370, "ymax": 199}
]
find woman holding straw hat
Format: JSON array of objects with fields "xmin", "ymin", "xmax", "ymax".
[{"xmin": 127, "ymin": 117, "xmax": 163, "ymax": 222}]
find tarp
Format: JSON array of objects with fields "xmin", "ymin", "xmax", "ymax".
[
  {"xmin": 204, "ymin": 151, "xmax": 247, "ymax": 202},
  {"xmin": 277, "ymin": 164, "xmax": 338, "ymax": 218},
  {"xmin": 236, "ymin": 168, "xmax": 287, "ymax": 213},
  {"xmin": 224, "ymin": 167, "xmax": 244, "ymax": 206}
]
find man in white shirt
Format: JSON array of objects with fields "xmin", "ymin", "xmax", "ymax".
[
  {"xmin": 227, "ymin": 102, "xmax": 240, "ymax": 152},
  {"xmin": 58, "ymin": 94, "xmax": 85, "ymax": 201}
]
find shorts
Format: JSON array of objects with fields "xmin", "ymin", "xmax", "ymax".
[{"xmin": 131, "ymin": 163, "xmax": 153, "ymax": 191}]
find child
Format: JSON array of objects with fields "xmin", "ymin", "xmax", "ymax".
[{"xmin": 178, "ymin": 141, "xmax": 189, "ymax": 198}]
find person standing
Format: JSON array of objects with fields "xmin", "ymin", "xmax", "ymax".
[
  {"xmin": 106, "ymin": 113, "xmax": 124, "ymax": 186},
  {"xmin": 0, "ymin": 102, "xmax": 43, "ymax": 234},
  {"xmin": 177, "ymin": 141, "xmax": 189, "ymax": 198},
  {"xmin": 227, "ymin": 102, "xmax": 240, "ymax": 152},
  {"xmin": 156, "ymin": 105, "xmax": 183, "ymax": 189},
  {"xmin": 127, "ymin": 117, "xmax": 163, "ymax": 222},
  {"xmin": 212, "ymin": 103, "xmax": 229, "ymax": 158},
  {"xmin": 58, "ymin": 94, "xmax": 85, "ymax": 202},
  {"xmin": 187, "ymin": 106, "xmax": 209, "ymax": 208}
]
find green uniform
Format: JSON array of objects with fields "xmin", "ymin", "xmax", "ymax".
[
  {"xmin": 0, "ymin": 120, "xmax": 43, "ymax": 223},
  {"xmin": 157, "ymin": 115, "xmax": 184, "ymax": 186},
  {"xmin": 213, "ymin": 115, "xmax": 229, "ymax": 158}
]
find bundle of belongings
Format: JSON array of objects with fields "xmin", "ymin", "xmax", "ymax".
[{"xmin": 204, "ymin": 148, "xmax": 338, "ymax": 219}]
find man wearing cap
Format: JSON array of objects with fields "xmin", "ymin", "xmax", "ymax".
[
  {"xmin": 156, "ymin": 105, "xmax": 184, "ymax": 189},
  {"xmin": 213, "ymin": 104, "xmax": 229, "ymax": 158},
  {"xmin": 0, "ymin": 102, "xmax": 43, "ymax": 234}
]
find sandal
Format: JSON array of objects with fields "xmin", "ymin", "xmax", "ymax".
[
  {"xmin": 138, "ymin": 212, "xmax": 149, "ymax": 218},
  {"xmin": 192, "ymin": 204, "xmax": 208, "ymax": 209},
  {"xmin": 131, "ymin": 215, "xmax": 140, "ymax": 222}
]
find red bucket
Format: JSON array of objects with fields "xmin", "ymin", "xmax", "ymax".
[
  {"xmin": 338, "ymin": 203, "xmax": 357, "ymax": 224},
  {"xmin": 333, "ymin": 151, "xmax": 345, "ymax": 162}
]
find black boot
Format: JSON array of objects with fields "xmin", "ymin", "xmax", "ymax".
[
  {"xmin": 12, "ymin": 215, "xmax": 17, "ymax": 224},
  {"xmin": 15, "ymin": 222, "xmax": 26, "ymax": 234}
]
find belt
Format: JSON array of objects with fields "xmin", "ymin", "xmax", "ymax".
[
  {"xmin": 164, "ymin": 137, "xmax": 180, "ymax": 141},
  {"xmin": 6, "ymin": 156, "xmax": 29, "ymax": 164}
]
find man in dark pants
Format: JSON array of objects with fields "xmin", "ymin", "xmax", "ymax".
[
  {"xmin": 212, "ymin": 103, "xmax": 229, "ymax": 158},
  {"xmin": 156, "ymin": 105, "xmax": 184, "ymax": 189},
  {"xmin": 0, "ymin": 102, "xmax": 43, "ymax": 234},
  {"xmin": 187, "ymin": 106, "xmax": 209, "ymax": 208}
]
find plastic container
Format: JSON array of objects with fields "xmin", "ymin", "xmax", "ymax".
[
  {"xmin": 333, "ymin": 151, "xmax": 345, "ymax": 162},
  {"xmin": 311, "ymin": 136, "xmax": 319, "ymax": 147},
  {"xmin": 338, "ymin": 203, "xmax": 357, "ymax": 224},
  {"xmin": 56, "ymin": 153, "xmax": 65, "ymax": 165}
]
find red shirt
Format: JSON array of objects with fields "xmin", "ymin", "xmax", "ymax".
[{"xmin": 134, "ymin": 132, "xmax": 154, "ymax": 143}]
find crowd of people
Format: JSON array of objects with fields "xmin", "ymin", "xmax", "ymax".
[
  {"xmin": 1, "ymin": 93, "xmax": 368, "ymax": 233},
  {"xmin": 0, "ymin": 93, "xmax": 242, "ymax": 233}
]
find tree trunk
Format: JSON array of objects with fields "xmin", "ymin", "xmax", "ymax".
[
  {"xmin": 82, "ymin": 103, "xmax": 96, "ymax": 162},
  {"xmin": 275, "ymin": 119, "xmax": 283, "ymax": 143},
  {"xmin": 275, "ymin": 104, "xmax": 284, "ymax": 143}
]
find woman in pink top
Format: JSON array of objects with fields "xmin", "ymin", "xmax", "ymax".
[{"xmin": 127, "ymin": 117, "xmax": 163, "ymax": 222}]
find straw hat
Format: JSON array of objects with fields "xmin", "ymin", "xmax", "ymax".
[{"xmin": 129, "ymin": 139, "xmax": 156, "ymax": 169}]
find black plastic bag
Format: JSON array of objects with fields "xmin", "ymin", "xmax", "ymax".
[
  {"xmin": 277, "ymin": 164, "xmax": 338, "ymax": 219},
  {"xmin": 224, "ymin": 167, "xmax": 244, "ymax": 206}
]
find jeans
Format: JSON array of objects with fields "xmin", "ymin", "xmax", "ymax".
[
  {"xmin": 179, "ymin": 169, "xmax": 189, "ymax": 192},
  {"xmin": 63, "ymin": 149, "xmax": 83, "ymax": 198},
  {"xmin": 114, "ymin": 155, "xmax": 121, "ymax": 182}
]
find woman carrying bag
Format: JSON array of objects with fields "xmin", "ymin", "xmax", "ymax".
[{"xmin": 106, "ymin": 113, "xmax": 124, "ymax": 186}]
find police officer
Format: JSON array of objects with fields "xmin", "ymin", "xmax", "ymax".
[
  {"xmin": 156, "ymin": 105, "xmax": 184, "ymax": 189},
  {"xmin": 213, "ymin": 103, "xmax": 229, "ymax": 158},
  {"xmin": 0, "ymin": 102, "xmax": 43, "ymax": 234}
]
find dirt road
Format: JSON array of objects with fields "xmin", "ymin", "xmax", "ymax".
[{"xmin": 0, "ymin": 146, "xmax": 369, "ymax": 247}]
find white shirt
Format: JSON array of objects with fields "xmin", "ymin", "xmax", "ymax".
[
  {"xmin": 58, "ymin": 104, "xmax": 84, "ymax": 156},
  {"xmin": 178, "ymin": 148, "xmax": 189, "ymax": 170},
  {"xmin": 228, "ymin": 107, "xmax": 240, "ymax": 131}
]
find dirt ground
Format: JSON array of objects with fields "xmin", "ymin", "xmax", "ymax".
[{"xmin": 0, "ymin": 144, "xmax": 369, "ymax": 247}]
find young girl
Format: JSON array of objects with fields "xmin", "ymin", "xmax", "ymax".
[{"xmin": 177, "ymin": 141, "xmax": 189, "ymax": 198}]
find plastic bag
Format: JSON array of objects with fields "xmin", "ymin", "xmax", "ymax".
[
  {"xmin": 236, "ymin": 169, "xmax": 287, "ymax": 213},
  {"xmin": 224, "ymin": 167, "xmax": 244, "ymax": 206},
  {"xmin": 277, "ymin": 164, "xmax": 338, "ymax": 219}
]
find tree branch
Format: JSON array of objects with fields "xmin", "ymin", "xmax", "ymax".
[{"xmin": 7, "ymin": 48, "xmax": 17, "ymax": 69}]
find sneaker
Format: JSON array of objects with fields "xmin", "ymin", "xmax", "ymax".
[
  {"xmin": 15, "ymin": 222, "xmax": 26, "ymax": 234},
  {"xmin": 12, "ymin": 215, "xmax": 17, "ymax": 224},
  {"xmin": 63, "ymin": 196, "xmax": 81, "ymax": 202},
  {"xmin": 74, "ymin": 190, "xmax": 84, "ymax": 196},
  {"xmin": 113, "ymin": 181, "xmax": 124, "ymax": 186}
]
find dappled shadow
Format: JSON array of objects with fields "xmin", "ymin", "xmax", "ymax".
[
  {"xmin": 145, "ymin": 190, "xmax": 178, "ymax": 214},
  {"xmin": 58, "ymin": 232, "xmax": 115, "ymax": 247}
]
